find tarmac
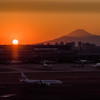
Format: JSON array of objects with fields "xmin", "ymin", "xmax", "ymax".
[{"xmin": 0, "ymin": 63, "xmax": 100, "ymax": 100}]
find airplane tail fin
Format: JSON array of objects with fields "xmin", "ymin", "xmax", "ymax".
[{"xmin": 21, "ymin": 72, "xmax": 29, "ymax": 81}]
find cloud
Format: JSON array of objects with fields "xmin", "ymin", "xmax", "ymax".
[{"xmin": 0, "ymin": 1, "xmax": 100, "ymax": 13}]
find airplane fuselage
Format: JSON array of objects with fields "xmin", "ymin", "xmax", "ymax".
[
  {"xmin": 23, "ymin": 79, "xmax": 63, "ymax": 85},
  {"xmin": 21, "ymin": 72, "xmax": 63, "ymax": 86}
]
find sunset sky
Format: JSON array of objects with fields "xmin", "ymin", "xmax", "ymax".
[{"xmin": 0, "ymin": 0, "xmax": 100, "ymax": 44}]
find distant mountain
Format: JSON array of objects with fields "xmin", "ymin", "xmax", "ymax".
[
  {"xmin": 67, "ymin": 29, "xmax": 92, "ymax": 37},
  {"xmin": 44, "ymin": 29, "xmax": 100, "ymax": 46}
]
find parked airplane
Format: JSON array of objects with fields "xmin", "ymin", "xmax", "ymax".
[
  {"xmin": 20, "ymin": 73, "xmax": 63, "ymax": 86},
  {"xmin": 74, "ymin": 59, "xmax": 92, "ymax": 63},
  {"xmin": 94, "ymin": 63, "xmax": 100, "ymax": 68},
  {"xmin": 41, "ymin": 60, "xmax": 54, "ymax": 68},
  {"xmin": 42, "ymin": 63, "xmax": 53, "ymax": 68}
]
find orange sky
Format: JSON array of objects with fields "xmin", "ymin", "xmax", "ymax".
[{"xmin": 0, "ymin": 0, "xmax": 100, "ymax": 44}]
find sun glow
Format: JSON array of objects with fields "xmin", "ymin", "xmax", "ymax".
[{"xmin": 12, "ymin": 39, "xmax": 19, "ymax": 45}]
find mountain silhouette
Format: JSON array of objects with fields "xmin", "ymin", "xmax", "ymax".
[
  {"xmin": 44, "ymin": 29, "xmax": 100, "ymax": 46},
  {"xmin": 67, "ymin": 29, "xmax": 92, "ymax": 37}
]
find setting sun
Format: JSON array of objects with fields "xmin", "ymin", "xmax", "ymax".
[{"xmin": 12, "ymin": 39, "xmax": 19, "ymax": 45}]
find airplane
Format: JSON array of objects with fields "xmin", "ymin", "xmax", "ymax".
[
  {"xmin": 42, "ymin": 63, "xmax": 53, "ymax": 68},
  {"xmin": 41, "ymin": 60, "xmax": 54, "ymax": 68},
  {"xmin": 94, "ymin": 63, "xmax": 100, "ymax": 68},
  {"xmin": 0, "ymin": 94, "xmax": 16, "ymax": 98},
  {"xmin": 74, "ymin": 59, "xmax": 92, "ymax": 64},
  {"xmin": 20, "ymin": 72, "xmax": 63, "ymax": 86}
]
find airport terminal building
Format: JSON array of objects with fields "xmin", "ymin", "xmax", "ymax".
[{"xmin": 0, "ymin": 42, "xmax": 100, "ymax": 64}]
